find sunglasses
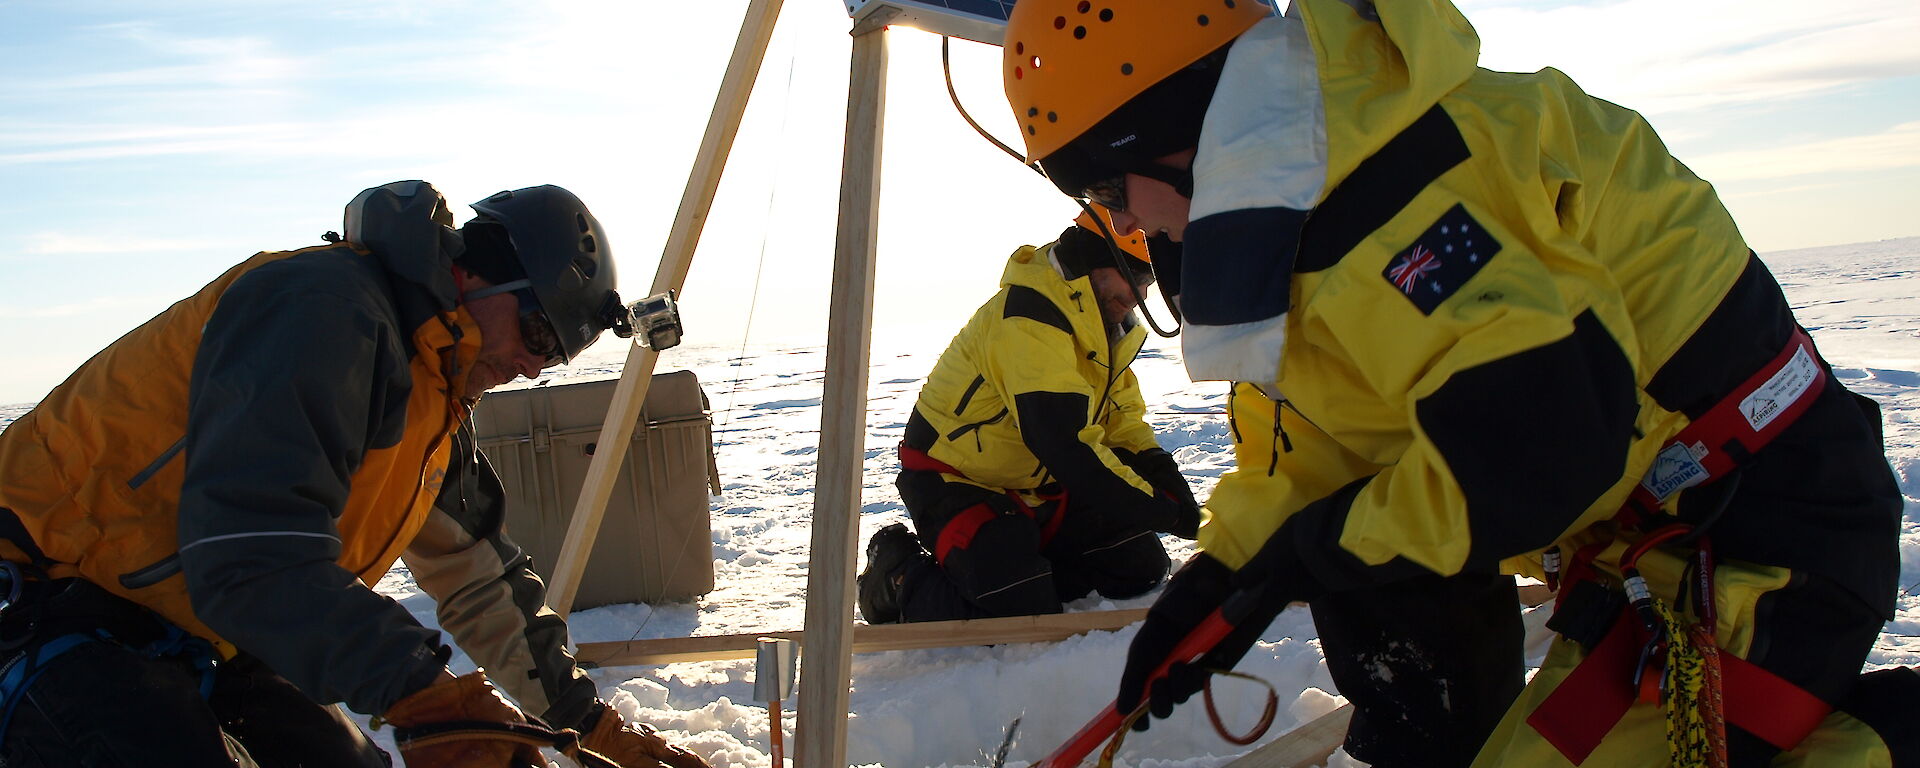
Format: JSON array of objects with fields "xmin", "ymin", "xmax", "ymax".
[
  {"xmin": 1082, "ymin": 174, "xmax": 1129, "ymax": 214},
  {"xmin": 1079, "ymin": 160, "xmax": 1195, "ymax": 214},
  {"xmin": 512, "ymin": 289, "xmax": 565, "ymax": 367}
]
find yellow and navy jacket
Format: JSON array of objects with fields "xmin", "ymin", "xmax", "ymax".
[
  {"xmin": 0, "ymin": 183, "xmax": 602, "ymax": 723},
  {"xmin": 903, "ymin": 245, "xmax": 1175, "ymax": 527},
  {"xmin": 1182, "ymin": 1, "xmax": 1899, "ymax": 613}
]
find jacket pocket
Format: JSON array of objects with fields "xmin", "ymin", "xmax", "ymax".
[
  {"xmin": 118, "ymin": 553, "xmax": 181, "ymax": 590},
  {"xmin": 127, "ymin": 436, "xmax": 187, "ymax": 491}
]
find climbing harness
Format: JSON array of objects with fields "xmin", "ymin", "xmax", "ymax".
[{"xmin": 1528, "ymin": 328, "xmax": 1837, "ymax": 765}]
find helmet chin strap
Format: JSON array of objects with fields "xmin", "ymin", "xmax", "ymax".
[
  {"xmin": 1073, "ymin": 199, "xmax": 1182, "ymax": 338},
  {"xmin": 462, "ymin": 278, "xmax": 532, "ymax": 302}
]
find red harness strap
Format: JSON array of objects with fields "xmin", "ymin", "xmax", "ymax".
[
  {"xmin": 1621, "ymin": 327, "xmax": 1826, "ymax": 527},
  {"xmin": 1527, "ymin": 606, "xmax": 1833, "ymax": 763},
  {"xmin": 898, "ymin": 444, "xmax": 1068, "ymax": 563}
]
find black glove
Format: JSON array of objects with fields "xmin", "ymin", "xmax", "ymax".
[
  {"xmin": 1116, "ymin": 447, "xmax": 1202, "ymax": 539},
  {"xmin": 1117, "ymin": 548, "xmax": 1306, "ymax": 732}
]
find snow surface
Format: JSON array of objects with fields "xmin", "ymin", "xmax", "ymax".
[{"xmin": 4, "ymin": 237, "xmax": 1916, "ymax": 767}]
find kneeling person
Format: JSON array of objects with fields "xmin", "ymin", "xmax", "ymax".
[{"xmin": 860, "ymin": 207, "xmax": 1200, "ymax": 624}]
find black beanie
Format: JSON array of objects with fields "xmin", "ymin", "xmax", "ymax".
[
  {"xmin": 456, "ymin": 222, "xmax": 526, "ymax": 288},
  {"xmin": 1052, "ymin": 225, "xmax": 1107, "ymax": 281}
]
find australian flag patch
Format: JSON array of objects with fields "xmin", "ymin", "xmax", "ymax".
[{"xmin": 1382, "ymin": 204, "xmax": 1500, "ymax": 315}]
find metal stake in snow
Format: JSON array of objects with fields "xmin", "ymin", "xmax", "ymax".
[{"xmin": 755, "ymin": 637, "xmax": 798, "ymax": 766}]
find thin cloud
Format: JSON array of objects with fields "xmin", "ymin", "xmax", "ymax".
[
  {"xmin": 0, "ymin": 294, "xmax": 177, "ymax": 319},
  {"xmin": 1461, "ymin": 0, "xmax": 1920, "ymax": 115},
  {"xmin": 1687, "ymin": 121, "xmax": 1920, "ymax": 183},
  {"xmin": 22, "ymin": 233, "xmax": 220, "ymax": 256},
  {"xmin": 9, "ymin": 22, "xmax": 297, "ymax": 92}
]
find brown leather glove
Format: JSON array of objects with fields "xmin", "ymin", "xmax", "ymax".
[
  {"xmin": 580, "ymin": 700, "xmax": 710, "ymax": 768},
  {"xmin": 382, "ymin": 672, "xmax": 544, "ymax": 768}
]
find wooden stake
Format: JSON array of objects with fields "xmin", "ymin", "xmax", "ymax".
[
  {"xmin": 547, "ymin": 0, "xmax": 788, "ymax": 616},
  {"xmin": 1221, "ymin": 704, "xmax": 1355, "ymax": 768},
  {"xmin": 770, "ymin": 698, "xmax": 786, "ymax": 768},
  {"xmin": 576, "ymin": 608, "xmax": 1149, "ymax": 667},
  {"xmin": 794, "ymin": 26, "xmax": 887, "ymax": 768}
]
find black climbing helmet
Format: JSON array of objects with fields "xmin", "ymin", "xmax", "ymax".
[{"xmin": 467, "ymin": 185, "xmax": 633, "ymax": 363}]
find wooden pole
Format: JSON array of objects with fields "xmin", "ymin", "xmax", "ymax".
[
  {"xmin": 794, "ymin": 27, "xmax": 887, "ymax": 768},
  {"xmin": 576, "ymin": 608, "xmax": 1149, "ymax": 667},
  {"xmin": 547, "ymin": 0, "xmax": 788, "ymax": 615},
  {"xmin": 1221, "ymin": 704, "xmax": 1355, "ymax": 768}
]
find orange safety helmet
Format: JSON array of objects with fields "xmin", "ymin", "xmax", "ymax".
[
  {"xmin": 1003, "ymin": 0, "xmax": 1271, "ymax": 164},
  {"xmin": 1075, "ymin": 204, "xmax": 1150, "ymax": 264}
]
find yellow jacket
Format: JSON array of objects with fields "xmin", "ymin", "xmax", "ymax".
[
  {"xmin": 1187, "ymin": 1, "xmax": 1898, "ymax": 612},
  {"xmin": 906, "ymin": 245, "xmax": 1166, "ymax": 514}
]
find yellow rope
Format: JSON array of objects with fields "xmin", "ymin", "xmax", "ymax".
[
  {"xmin": 1095, "ymin": 705, "xmax": 1150, "ymax": 768},
  {"xmin": 1656, "ymin": 598, "xmax": 1711, "ymax": 767}
]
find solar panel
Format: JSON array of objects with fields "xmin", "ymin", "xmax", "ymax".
[{"xmin": 844, "ymin": 0, "xmax": 1015, "ymax": 46}]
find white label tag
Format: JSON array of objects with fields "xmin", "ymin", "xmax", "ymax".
[
  {"xmin": 1643, "ymin": 441, "xmax": 1709, "ymax": 501},
  {"xmin": 1739, "ymin": 346, "xmax": 1818, "ymax": 431}
]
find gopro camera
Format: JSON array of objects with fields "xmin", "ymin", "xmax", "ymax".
[{"xmin": 631, "ymin": 290, "xmax": 684, "ymax": 351}]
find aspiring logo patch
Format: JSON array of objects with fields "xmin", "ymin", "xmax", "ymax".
[{"xmin": 1382, "ymin": 204, "xmax": 1500, "ymax": 315}]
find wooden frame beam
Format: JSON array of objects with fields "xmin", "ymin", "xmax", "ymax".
[
  {"xmin": 576, "ymin": 608, "xmax": 1148, "ymax": 667},
  {"xmin": 572, "ymin": 587, "xmax": 1565, "ymax": 669},
  {"xmin": 547, "ymin": 0, "xmax": 789, "ymax": 616}
]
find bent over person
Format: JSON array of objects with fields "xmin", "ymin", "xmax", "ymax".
[
  {"xmin": 0, "ymin": 181, "xmax": 708, "ymax": 768},
  {"xmin": 1002, "ymin": 1, "xmax": 1917, "ymax": 767},
  {"xmin": 858, "ymin": 206, "xmax": 1201, "ymax": 625}
]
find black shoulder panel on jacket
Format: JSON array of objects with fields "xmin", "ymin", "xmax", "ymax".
[
  {"xmin": 1416, "ymin": 310, "xmax": 1638, "ymax": 568},
  {"xmin": 1003, "ymin": 285, "xmax": 1073, "ymax": 335},
  {"xmin": 1297, "ymin": 105, "xmax": 1471, "ymax": 274},
  {"xmin": 1645, "ymin": 253, "xmax": 1797, "ymax": 419},
  {"xmin": 1181, "ymin": 206, "xmax": 1308, "ymax": 326}
]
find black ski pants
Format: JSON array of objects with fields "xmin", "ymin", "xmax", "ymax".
[
  {"xmin": 0, "ymin": 579, "xmax": 389, "ymax": 768},
  {"xmin": 894, "ymin": 468, "xmax": 1171, "ymax": 622},
  {"xmin": 1310, "ymin": 570, "xmax": 1527, "ymax": 768}
]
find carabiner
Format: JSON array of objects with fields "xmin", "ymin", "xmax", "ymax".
[{"xmin": 0, "ymin": 561, "xmax": 22, "ymax": 618}]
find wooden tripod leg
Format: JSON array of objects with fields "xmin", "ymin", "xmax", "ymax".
[
  {"xmin": 546, "ymin": 0, "xmax": 789, "ymax": 616},
  {"xmin": 793, "ymin": 26, "xmax": 888, "ymax": 768}
]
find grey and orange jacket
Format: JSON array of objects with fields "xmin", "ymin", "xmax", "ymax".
[
  {"xmin": 904, "ymin": 244, "xmax": 1187, "ymax": 534},
  {"xmin": 1181, "ymin": 2, "xmax": 1899, "ymax": 614},
  {"xmin": 0, "ymin": 182, "xmax": 599, "ymax": 723}
]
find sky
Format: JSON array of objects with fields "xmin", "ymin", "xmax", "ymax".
[{"xmin": 1, "ymin": 0, "xmax": 1916, "ymax": 405}]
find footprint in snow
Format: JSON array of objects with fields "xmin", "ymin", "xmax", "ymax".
[{"xmin": 1867, "ymin": 369, "xmax": 1920, "ymax": 388}]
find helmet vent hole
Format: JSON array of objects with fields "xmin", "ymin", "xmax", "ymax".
[
  {"xmin": 1053, "ymin": 15, "xmax": 1065, "ymax": 29},
  {"xmin": 1028, "ymin": 107, "xmax": 1040, "ymax": 117},
  {"xmin": 575, "ymin": 213, "xmax": 589, "ymax": 232},
  {"xmin": 1015, "ymin": 41, "xmax": 1025, "ymax": 54},
  {"xmin": 1225, "ymin": 0, "xmax": 1237, "ymax": 7},
  {"xmin": 1030, "ymin": 55, "xmax": 1042, "ymax": 68},
  {"xmin": 570, "ymin": 255, "xmax": 596, "ymax": 282},
  {"xmin": 580, "ymin": 234, "xmax": 596, "ymax": 253},
  {"xmin": 1076, "ymin": 1, "xmax": 1090, "ymax": 12},
  {"xmin": 1120, "ymin": 62, "xmax": 1134, "ymax": 75},
  {"xmin": 1198, "ymin": 14, "xmax": 1211, "ymax": 25},
  {"xmin": 1014, "ymin": 66, "xmax": 1025, "ymax": 79},
  {"xmin": 1100, "ymin": 8, "xmax": 1114, "ymax": 21},
  {"xmin": 1073, "ymin": 25, "xmax": 1086, "ymax": 39},
  {"xmin": 1047, "ymin": 111, "xmax": 1058, "ymax": 123},
  {"xmin": 1028, "ymin": 125, "xmax": 1037, "ymax": 135}
]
